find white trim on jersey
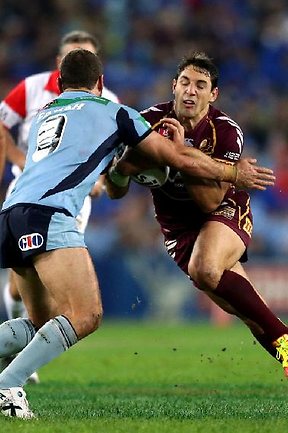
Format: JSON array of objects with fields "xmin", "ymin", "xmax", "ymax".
[{"xmin": 217, "ymin": 115, "xmax": 243, "ymax": 154}]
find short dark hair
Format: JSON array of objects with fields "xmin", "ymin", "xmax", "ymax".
[
  {"xmin": 60, "ymin": 49, "xmax": 103, "ymax": 90},
  {"xmin": 59, "ymin": 30, "xmax": 100, "ymax": 54},
  {"xmin": 175, "ymin": 52, "xmax": 219, "ymax": 89}
]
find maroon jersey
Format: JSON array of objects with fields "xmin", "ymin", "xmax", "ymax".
[{"xmin": 141, "ymin": 101, "xmax": 253, "ymax": 275}]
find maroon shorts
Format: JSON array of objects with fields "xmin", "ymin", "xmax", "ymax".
[{"xmin": 162, "ymin": 192, "xmax": 253, "ymax": 277}]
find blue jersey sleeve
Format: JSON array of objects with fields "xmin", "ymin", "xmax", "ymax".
[{"xmin": 116, "ymin": 106, "xmax": 152, "ymax": 148}]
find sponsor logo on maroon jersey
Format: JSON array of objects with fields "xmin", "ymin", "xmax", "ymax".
[
  {"xmin": 158, "ymin": 127, "xmax": 170, "ymax": 137},
  {"xmin": 212, "ymin": 206, "xmax": 235, "ymax": 220},
  {"xmin": 224, "ymin": 151, "xmax": 240, "ymax": 161},
  {"xmin": 199, "ymin": 139, "xmax": 214, "ymax": 155}
]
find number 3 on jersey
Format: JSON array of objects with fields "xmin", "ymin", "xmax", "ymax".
[{"xmin": 32, "ymin": 114, "xmax": 66, "ymax": 162}]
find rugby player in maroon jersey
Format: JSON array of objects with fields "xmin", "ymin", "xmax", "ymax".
[{"xmin": 106, "ymin": 52, "xmax": 288, "ymax": 377}]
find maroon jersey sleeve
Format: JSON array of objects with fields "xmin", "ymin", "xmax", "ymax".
[
  {"xmin": 141, "ymin": 101, "xmax": 174, "ymax": 128},
  {"xmin": 210, "ymin": 109, "xmax": 243, "ymax": 163}
]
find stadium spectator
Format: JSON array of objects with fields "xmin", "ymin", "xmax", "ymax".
[
  {"xmin": 0, "ymin": 30, "xmax": 119, "ymax": 383},
  {"xmin": 105, "ymin": 52, "xmax": 288, "ymax": 376},
  {"xmin": 0, "ymin": 48, "xmax": 275, "ymax": 419}
]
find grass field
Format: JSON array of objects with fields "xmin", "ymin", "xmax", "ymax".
[{"xmin": 1, "ymin": 320, "xmax": 288, "ymax": 432}]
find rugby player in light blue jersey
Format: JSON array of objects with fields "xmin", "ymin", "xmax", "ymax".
[
  {"xmin": 0, "ymin": 31, "xmax": 119, "ymax": 357},
  {"xmin": 0, "ymin": 48, "xmax": 275, "ymax": 419},
  {"xmin": 2, "ymin": 83, "xmax": 146, "ymax": 224}
]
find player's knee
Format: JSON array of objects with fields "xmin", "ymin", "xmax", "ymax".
[
  {"xmin": 188, "ymin": 259, "xmax": 221, "ymax": 291},
  {"xmin": 90, "ymin": 307, "xmax": 103, "ymax": 333},
  {"xmin": 75, "ymin": 306, "xmax": 103, "ymax": 339}
]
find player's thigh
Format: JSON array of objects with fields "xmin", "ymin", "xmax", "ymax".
[
  {"xmin": 12, "ymin": 265, "xmax": 56, "ymax": 324},
  {"xmin": 32, "ymin": 247, "xmax": 102, "ymax": 316},
  {"xmin": 190, "ymin": 220, "xmax": 246, "ymax": 272},
  {"xmin": 9, "ymin": 269, "xmax": 22, "ymax": 300}
]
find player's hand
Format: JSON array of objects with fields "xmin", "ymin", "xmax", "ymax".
[
  {"xmin": 236, "ymin": 158, "xmax": 275, "ymax": 190},
  {"xmin": 89, "ymin": 175, "xmax": 106, "ymax": 198},
  {"xmin": 160, "ymin": 118, "xmax": 184, "ymax": 147}
]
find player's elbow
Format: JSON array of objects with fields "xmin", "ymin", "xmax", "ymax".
[
  {"xmin": 190, "ymin": 192, "xmax": 223, "ymax": 213},
  {"xmin": 198, "ymin": 200, "xmax": 220, "ymax": 213}
]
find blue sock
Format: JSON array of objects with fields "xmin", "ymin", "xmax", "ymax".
[
  {"xmin": 0, "ymin": 318, "xmax": 36, "ymax": 356},
  {"xmin": 0, "ymin": 315, "xmax": 78, "ymax": 388}
]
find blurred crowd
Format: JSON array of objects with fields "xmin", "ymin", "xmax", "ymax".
[
  {"xmin": 1, "ymin": 0, "xmax": 288, "ymax": 266},
  {"xmin": 0, "ymin": 0, "xmax": 288, "ymax": 258}
]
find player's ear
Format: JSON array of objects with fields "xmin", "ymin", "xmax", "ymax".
[
  {"xmin": 209, "ymin": 87, "xmax": 219, "ymax": 103},
  {"xmin": 96, "ymin": 75, "xmax": 104, "ymax": 96},
  {"xmin": 172, "ymin": 79, "xmax": 177, "ymax": 95},
  {"xmin": 57, "ymin": 76, "xmax": 63, "ymax": 93}
]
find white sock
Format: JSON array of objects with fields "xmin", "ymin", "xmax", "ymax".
[
  {"xmin": 0, "ymin": 315, "xmax": 78, "ymax": 388},
  {"xmin": 0, "ymin": 318, "xmax": 37, "ymax": 357},
  {"xmin": 3, "ymin": 283, "xmax": 27, "ymax": 320}
]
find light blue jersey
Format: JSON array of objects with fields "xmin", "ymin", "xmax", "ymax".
[{"xmin": 3, "ymin": 91, "xmax": 152, "ymax": 217}]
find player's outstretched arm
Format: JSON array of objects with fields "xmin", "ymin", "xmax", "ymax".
[
  {"xmin": 108, "ymin": 117, "xmax": 275, "ymax": 193},
  {"xmin": 152, "ymin": 118, "xmax": 276, "ymax": 189}
]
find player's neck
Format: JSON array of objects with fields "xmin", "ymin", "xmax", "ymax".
[
  {"xmin": 178, "ymin": 106, "xmax": 210, "ymax": 132},
  {"xmin": 180, "ymin": 117, "xmax": 195, "ymax": 132},
  {"xmin": 64, "ymin": 87, "xmax": 94, "ymax": 94}
]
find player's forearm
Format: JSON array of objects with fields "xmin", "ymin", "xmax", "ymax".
[
  {"xmin": 177, "ymin": 147, "xmax": 237, "ymax": 183},
  {"xmin": 117, "ymin": 135, "xmax": 274, "ymax": 191},
  {"xmin": 116, "ymin": 142, "xmax": 236, "ymax": 182},
  {"xmin": 183, "ymin": 176, "xmax": 228, "ymax": 213},
  {"xmin": 6, "ymin": 130, "xmax": 26, "ymax": 169}
]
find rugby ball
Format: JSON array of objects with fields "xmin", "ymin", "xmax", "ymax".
[{"xmin": 131, "ymin": 166, "xmax": 170, "ymax": 188}]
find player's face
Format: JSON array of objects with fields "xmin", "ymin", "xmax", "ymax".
[
  {"xmin": 172, "ymin": 66, "xmax": 218, "ymax": 125},
  {"xmin": 56, "ymin": 42, "xmax": 97, "ymax": 68}
]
